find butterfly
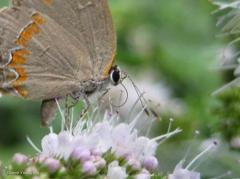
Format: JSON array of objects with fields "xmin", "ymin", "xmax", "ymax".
[{"xmin": 0, "ymin": 0, "xmax": 121, "ymax": 126}]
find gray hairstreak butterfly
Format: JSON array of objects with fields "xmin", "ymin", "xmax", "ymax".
[{"xmin": 0, "ymin": 0, "xmax": 122, "ymax": 126}]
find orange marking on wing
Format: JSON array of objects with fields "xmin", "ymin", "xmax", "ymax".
[
  {"xmin": 43, "ymin": 0, "xmax": 54, "ymax": 6},
  {"xmin": 16, "ymin": 13, "xmax": 46, "ymax": 47},
  {"xmin": 15, "ymin": 86, "xmax": 28, "ymax": 97},
  {"xmin": 12, "ymin": 67, "xmax": 29, "ymax": 97},
  {"xmin": 103, "ymin": 53, "xmax": 116, "ymax": 77},
  {"xmin": 16, "ymin": 23, "xmax": 41, "ymax": 47},
  {"xmin": 8, "ymin": 49, "xmax": 30, "ymax": 67},
  {"xmin": 13, "ymin": 67, "xmax": 28, "ymax": 86},
  {"xmin": 32, "ymin": 13, "xmax": 46, "ymax": 25},
  {"xmin": 9, "ymin": 55, "xmax": 26, "ymax": 67},
  {"xmin": 15, "ymin": 49, "xmax": 31, "ymax": 56}
]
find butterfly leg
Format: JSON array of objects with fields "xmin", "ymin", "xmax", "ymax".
[
  {"xmin": 98, "ymin": 88, "xmax": 110, "ymax": 103},
  {"xmin": 79, "ymin": 95, "xmax": 91, "ymax": 119},
  {"xmin": 64, "ymin": 95, "xmax": 80, "ymax": 130}
]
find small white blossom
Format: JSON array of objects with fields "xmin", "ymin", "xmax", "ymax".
[
  {"xmin": 107, "ymin": 161, "xmax": 128, "ymax": 179},
  {"xmin": 134, "ymin": 137, "xmax": 158, "ymax": 161},
  {"xmin": 12, "ymin": 153, "xmax": 28, "ymax": 165},
  {"xmin": 168, "ymin": 161, "xmax": 200, "ymax": 179},
  {"xmin": 135, "ymin": 169, "xmax": 151, "ymax": 179},
  {"xmin": 58, "ymin": 131, "xmax": 74, "ymax": 160},
  {"xmin": 41, "ymin": 133, "xmax": 59, "ymax": 157},
  {"xmin": 135, "ymin": 173, "xmax": 151, "ymax": 179},
  {"xmin": 168, "ymin": 139, "xmax": 219, "ymax": 179},
  {"xmin": 40, "ymin": 110, "xmax": 180, "ymax": 165},
  {"xmin": 36, "ymin": 101, "xmax": 182, "ymax": 177}
]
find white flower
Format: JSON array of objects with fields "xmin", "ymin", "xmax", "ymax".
[
  {"xmin": 168, "ymin": 139, "xmax": 219, "ymax": 179},
  {"xmin": 41, "ymin": 131, "xmax": 74, "ymax": 160},
  {"xmin": 40, "ymin": 110, "xmax": 181, "ymax": 165},
  {"xmin": 107, "ymin": 161, "xmax": 128, "ymax": 179},
  {"xmin": 41, "ymin": 133, "xmax": 59, "ymax": 157},
  {"xmin": 134, "ymin": 137, "xmax": 158, "ymax": 161},
  {"xmin": 35, "ymin": 100, "xmax": 182, "ymax": 178},
  {"xmin": 90, "ymin": 121, "xmax": 114, "ymax": 153},
  {"xmin": 135, "ymin": 169, "xmax": 151, "ymax": 179},
  {"xmin": 111, "ymin": 123, "xmax": 138, "ymax": 157},
  {"xmin": 58, "ymin": 131, "xmax": 74, "ymax": 160},
  {"xmin": 135, "ymin": 173, "xmax": 151, "ymax": 179},
  {"xmin": 168, "ymin": 161, "xmax": 200, "ymax": 179}
]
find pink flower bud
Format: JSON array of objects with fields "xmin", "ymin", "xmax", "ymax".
[
  {"xmin": 71, "ymin": 148, "xmax": 91, "ymax": 162},
  {"xmin": 44, "ymin": 158, "xmax": 60, "ymax": 173},
  {"xmin": 128, "ymin": 158, "xmax": 141, "ymax": 170},
  {"xmin": 25, "ymin": 166, "xmax": 39, "ymax": 175},
  {"xmin": 35, "ymin": 154, "xmax": 47, "ymax": 163},
  {"xmin": 89, "ymin": 155, "xmax": 95, "ymax": 161},
  {"xmin": 91, "ymin": 148, "xmax": 103, "ymax": 156},
  {"xmin": 144, "ymin": 156, "xmax": 158, "ymax": 171},
  {"xmin": 136, "ymin": 173, "xmax": 151, "ymax": 179},
  {"xmin": 95, "ymin": 158, "xmax": 106, "ymax": 169},
  {"xmin": 12, "ymin": 153, "xmax": 28, "ymax": 165},
  {"xmin": 124, "ymin": 153, "xmax": 132, "ymax": 161},
  {"xmin": 82, "ymin": 161, "xmax": 97, "ymax": 176}
]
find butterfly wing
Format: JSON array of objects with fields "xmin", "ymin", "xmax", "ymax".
[
  {"xmin": 0, "ymin": 7, "xmax": 92, "ymax": 100},
  {"xmin": 12, "ymin": 0, "xmax": 117, "ymax": 79}
]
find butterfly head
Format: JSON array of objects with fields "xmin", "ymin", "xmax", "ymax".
[{"xmin": 109, "ymin": 65, "xmax": 122, "ymax": 86}]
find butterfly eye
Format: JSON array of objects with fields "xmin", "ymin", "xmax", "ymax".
[{"xmin": 110, "ymin": 66, "xmax": 121, "ymax": 86}]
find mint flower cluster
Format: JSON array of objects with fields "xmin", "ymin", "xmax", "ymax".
[{"xmin": 2, "ymin": 104, "xmax": 212, "ymax": 179}]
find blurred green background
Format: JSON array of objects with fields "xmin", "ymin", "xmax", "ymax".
[{"xmin": 0, "ymin": 0, "xmax": 240, "ymax": 178}]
